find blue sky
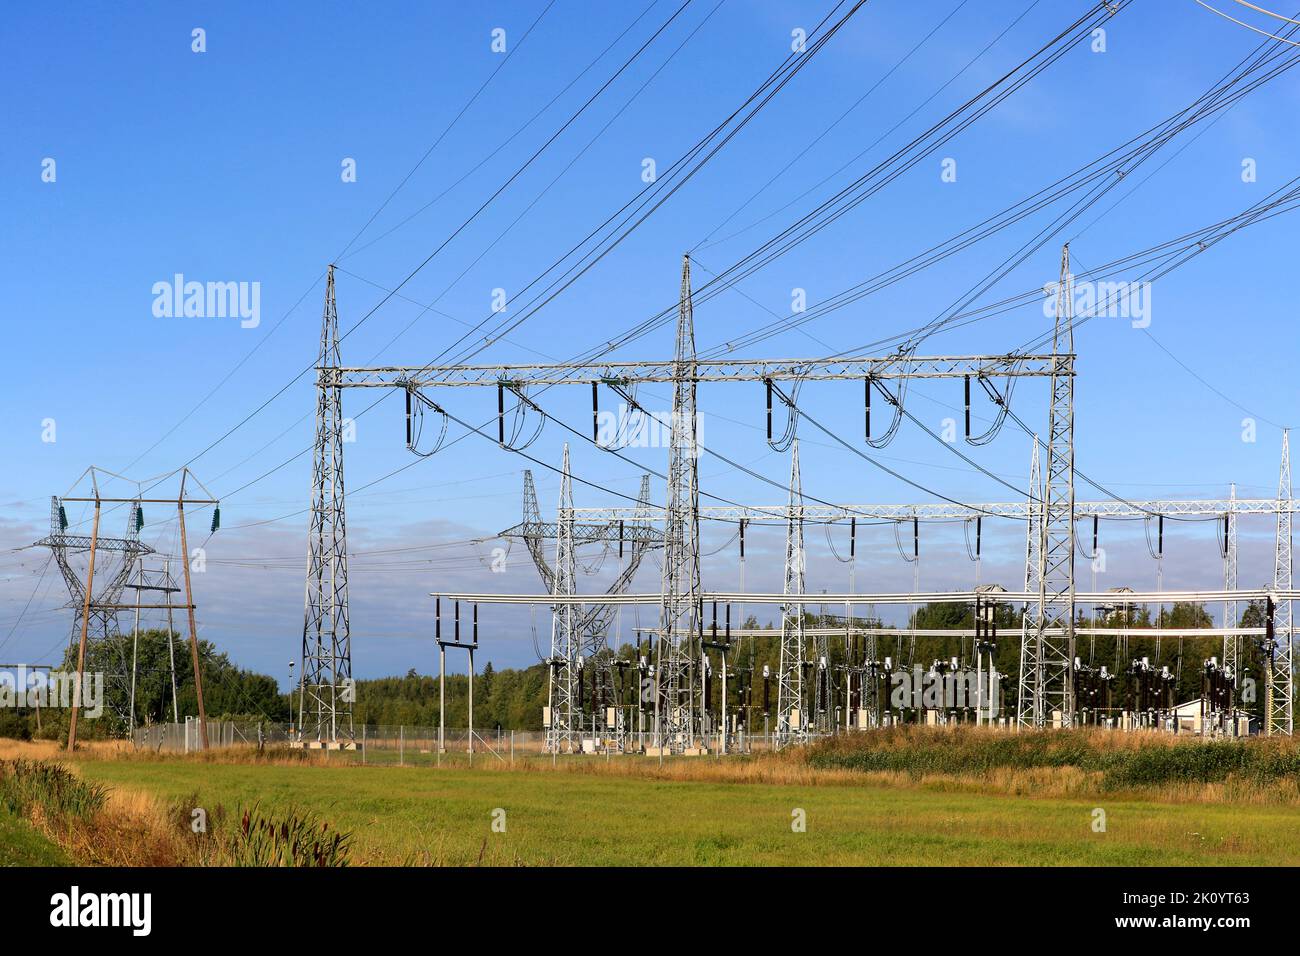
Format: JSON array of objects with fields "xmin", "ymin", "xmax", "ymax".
[{"xmin": 2, "ymin": 0, "xmax": 1298, "ymax": 683}]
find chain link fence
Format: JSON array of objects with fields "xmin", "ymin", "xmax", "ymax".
[{"xmin": 131, "ymin": 721, "xmax": 547, "ymax": 756}]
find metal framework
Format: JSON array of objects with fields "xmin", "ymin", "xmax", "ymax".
[
  {"xmin": 323, "ymin": 261, "xmax": 1071, "ymax": 745},
  {"xmin": 1016, "ymin": 438, "xmax": 1044, "ymax": 728},
  {"xmin": 435, "ymin": 587, "xmax": 1300, "ymax": 607},
  {"xmin": 35, "ymin": 494, "xmax": 152, "ymax": 728},
  {"xmin": 570, "ymin": 497, "xmax": 1291, "ymax": 523},
  {"xmin": 1270, "ymin": 430, "xmax": 1293, "ymax": 736},
  {"xmin": 1032, "ymin": 245, "xmax": 1077, "ymax": 727},
  {"xmin": 328, "ymin": 355, "xmax": 1061, "ymax": 389},
  {"xmin": 49, "ymin": 468, "xmax": 217, "ymax": 750},
  {"xmin": 505, "ymin": 469, "xmax": 656, "ymax": 753},
  {"xmin": 655, "ymin": 255, "xmax": 703, "ymax": 753},
  {"xmin": 546, "ymin": 445, "xmax": 578, "ymax": 753},
  {"xmin": 775, "ymin": 441, "xmax": 806, "ymax": 748},
  {"xmin": 299, "ymin": 265, "xmax": 354, "ymax": 745},
  {"xmin": 1224, "ymin": 482, "xmax": 1240, "ymax": 681}
]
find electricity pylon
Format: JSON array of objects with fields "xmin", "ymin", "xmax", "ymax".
[
  {"xmin": 37, "ymin": 494, "xmax": 152, "ymax": 727},
  {"xmin": 1223, "ymin": 482, "xmax": 1239, "ymax": 680},
  {"xmin": 512, "ymin": 468, "xmax": 657, "ymax": 752},
  {"xmin": 775, "ymin": 440, "xmax": 806, "ymax": 748},
  {"xmin": 1031, "ymin": 244, "xmax": 1077, "ymax": 726},
  {"xmin": 1016, "ymin": 439, "xmax": 1044, "ymax": 727},
  {"xmin": 546, "ymin": 445, "xmax": 578, "ymax": 752},
  {"xmin": 299, "ymin": 265, "xmax": 354, "ymax": 745},
  {"xmin": 654, "ymin": 254, "xmax": 703, "ymax": 752},
  {"xmin": 1270, "ymin": 430, "xmax": 1293, "ymax": 736}
]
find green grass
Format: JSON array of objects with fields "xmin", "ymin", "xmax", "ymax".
[
  {"xmin": 810, "ymin": 727, "xmax": 1300, "ymax": 788},
  {"xmin": 0, "ymin": 804, "xmax": 70, "ymax": 866},
  {"xmin": 75, "ymin": 756, "xmax": 1300, "ymax": 866}
]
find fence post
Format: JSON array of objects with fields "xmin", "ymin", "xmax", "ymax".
[
  {"xmin": 362, "ymin": 724, "xmax": 367, "ymax": 765},
  {"xmin": 510, "ymin": 730, "xmax": 515, "ymax": 766},
  {"xmin": 399, "ymin": 725, "xmax": 404, "ymax": 767}
]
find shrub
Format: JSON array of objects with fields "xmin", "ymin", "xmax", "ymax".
[
  {"xmin": 0, "ymin": 759, "xmax": 107, "ymax": 821},
  {"xmin": 223, "ymin": 803, "xmax": 351, "ymax": 867}
]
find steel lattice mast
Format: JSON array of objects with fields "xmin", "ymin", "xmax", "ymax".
[
  {"xmin": 1224, "ymin": 482, "xmax": 1239, "ymax": 680},
  {"xmin": 655, "ymin": 254, "xmax": 702, "ymax": 752},
  {"xmin": 546, "ymin": 444, "xmax": 579, "ymax": 752},
  {"xmin": 1031, "ymin": 245, "xmax": 1077, "ymax": 727},
  {"xmin": 298, "ymin": 265, "xmax": 354, "ymax": 744},
  {"xmin": 1270, "ymin": 430, "xmax": 1293, "ymax": 736},
  {"xmin": 775, "ymin": 440, "xmax": 806, "ymax": 748},
  {"xmin": 37, "ymin": 493, "xmax": 153, "ymax": 727},
  {"xmin": 1016, "ymin": 439, "xmax": 1044, "ymax": 727}
]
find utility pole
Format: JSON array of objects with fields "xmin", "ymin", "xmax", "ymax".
[
  {"xmin": 165, "ymin": 559, "xmax": 179, "ymax": 723},
  {"xmin": 177, "ymin": 488, "xmax": 209, "ymax": 750},
  {"xmin": 67, "ymin": 500, "xmax": 101, "ymax": 751},
  {"xmin": 56, "ymin": 469, "xmax": 216, "ymax": 748}
]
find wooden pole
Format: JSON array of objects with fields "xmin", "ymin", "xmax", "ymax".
[
  {"xmin": 129, "ymin": 555, "xmax": 142, "ymax": 737},
  {"xmin": 164, "ymin": 558, "xmax": 179, "ymax": 723},
  {"xmin": 177, "ymin": 501, "xmax": 209, "ymax": 750},
  {"xmin": 67, "ymin": 500, "xmax": 102, "ymax": 751}
]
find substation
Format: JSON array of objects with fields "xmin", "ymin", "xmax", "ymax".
[
  {"xmin": 33, "ymin": 253, "xmax": 1298, "ymax": 756},
  {"xmin": 296, "ymin": 250, "xmax": 1295, "ymax": 755},
  {"xmin": 26, "ymin": 2, "xmax": 1300, "ymax": 758}
]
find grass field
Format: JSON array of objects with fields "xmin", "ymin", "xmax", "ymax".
[
  {"xmin": 0, "ymin": 806, "xmax": 70, "ymax": 866},
  {"xmin": 69, "ymin": 754, "xmax": 1300, "ymax": 866},
  {"xmin": 5, "ymin": 728, "xmax": 1300, "ymax": 866}
]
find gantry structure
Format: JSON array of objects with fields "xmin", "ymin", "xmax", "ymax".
[
  {"xmin": 569, "ymin": 487, "xmax": 1296, "ymax": 734},
  {"xmin": 500, "ymin": 467, "xmax": 658, "ymax": 752},
  {"xmin": 312, "ymin": 248, "xmax": 1293, "ymax": 744},
  {"xmin": 322, "ymin": 255, "xmax": 1069, "ymax": 750}
]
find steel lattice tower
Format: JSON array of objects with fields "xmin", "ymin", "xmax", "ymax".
[
  {"xmin": 521, "ymin": 468, "xmax": 654, "ymax": 751},
  {"xmin": 1030, "ymin": 245, "xmax": 1077, "ymax": 726},
  {"xmin": 1223, "ymin": 483, "xmax": 1239, "ymax": 680},
  {"xmin": 776, "ymin": 440, "xmax": 806, "ymax": 748},
  {"xmin": 655, "ymin": 254, "xmax": 702, "ymax": 752},
  {"xmin": 1270, "ymin": 430, "xmax": 1293, "ymax": 736},
  {"xmin": 38, "ymin": 495, "xmax": 152, "ymax": 727},
  {"xmin": 546, "ymin": 445, "xmax": 579, "ymax": 752},
  {"xmin": 1016, "ymin": 439, "xmax": 1043, "ymax": 727},
  {"xmin": 298, "ymin": 265, "xmax": 354, "ymax": 744}
]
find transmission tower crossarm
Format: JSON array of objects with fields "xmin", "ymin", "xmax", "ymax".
[
  {"xmin": 432, "ymin": 587, "xmax": 1299, "ymax": 606},
  {"xmin": 570, "ymin": 497, "xmax": 1290, "ymax": 523},
  {"xmin": 328, "ymin": 354, "xmax": 1066, "ymax": 388}
]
